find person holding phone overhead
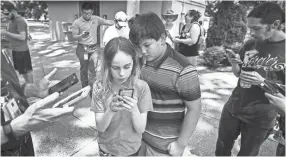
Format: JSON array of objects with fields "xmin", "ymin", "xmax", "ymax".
[{"xmin": 91, "ymin": 37, "xmax": 153, "ymax": 156}]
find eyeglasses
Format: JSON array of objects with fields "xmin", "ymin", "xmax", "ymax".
[
  {"xmin": 2, "ymin": 12, "xmax": 9, "ymax": 16},
  {"xmin": 82, "ymin": 12, "xmax": 92, "ymax": 15}
]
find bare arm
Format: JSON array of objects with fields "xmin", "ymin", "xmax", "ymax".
[
  {"xmin": 94, "ymin": 108, "xmax": 116, "ymax": 132},
  {"xmin": 5, "ymin": 31, "xmax": 26, "ymax": 41},
  {"xmin": 177, "ymin": 98, "xmax": 201, "ymax": 146},
  {"xmin": 100, "ymin": 19, "xmax": 115, "ymax": 26},
  {"xmin": 131, "ymin": 111, "xmax": 147, "ymax": 134}
]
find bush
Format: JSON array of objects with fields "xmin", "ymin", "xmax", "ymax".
[
  {"xmin": 206, "ymin": 1, "xmax": 247, "ymax": 48},
  {"xmin": 202, "ymin": 46, "xmax": 226, "ymax": 69}
]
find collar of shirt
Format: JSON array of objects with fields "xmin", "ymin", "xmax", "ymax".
[{"xmin": 148, "ymin": 43, "xmax": 172, "ymax": 69}]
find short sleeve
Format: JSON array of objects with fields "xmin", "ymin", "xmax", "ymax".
[
  {"xmin": 176, "ymin": 65, "xmax": 201, "ymax": 101},
  {"xmin": 71, "ymin": 20, "xmax": 79, "ymax": 34},
  {"xmin": 17, "ymin": 19, "xmax": 27, "ymax": 33},
  {"xmin": 136, "ymin": 80, "xmax": 153, "ymax": 113},
  {"xmin": 90, "ymin": 81, "xmax": 106, "ymax": 113}
]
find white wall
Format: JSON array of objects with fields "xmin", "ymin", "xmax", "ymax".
[{"xmin": 48, "ymin": 1, "xmax": 79, "ymax": 41}]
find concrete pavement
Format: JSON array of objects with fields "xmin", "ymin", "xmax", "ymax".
[{"xmin": 22, "ymin": 21, "xmax": 278, "ymax": 156}]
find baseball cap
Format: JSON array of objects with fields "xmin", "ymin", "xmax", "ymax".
[{"xmin": 115, "ymin": 11, "xmax": 128, "ymax": 27}]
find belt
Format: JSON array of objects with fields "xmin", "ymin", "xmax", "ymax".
[
  {"xmin": 79, "ymin": 43, "xmax": 97, "ymax": 48},
  {"xmin": 99, "ymin": 147, "xmax": 140, "ymax": 156}
]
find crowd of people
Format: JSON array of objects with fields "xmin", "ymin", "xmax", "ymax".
[{"xmin": 1, "ymin": 1, "xmax": 285, "ymax": 156}]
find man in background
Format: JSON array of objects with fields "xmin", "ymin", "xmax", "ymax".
[{"xmin": 72, "ymin": 2, "xmax": 114, "ymax": 88}]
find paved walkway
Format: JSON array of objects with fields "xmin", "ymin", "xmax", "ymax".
[{"xmin": 23, "ymin": 21, "xmax": 278, "ymax": 156}]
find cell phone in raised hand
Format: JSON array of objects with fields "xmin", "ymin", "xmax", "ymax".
[
  {"xmin": 48, "ymin": 73, "xmax": 78, "ymax": 95},
  {"xmin": 224, "ymin": 47, "xmax": 236, "ymax": 58},
  {"xmin": 52, "ymin": 86, "xmax": 91, "ymax": 108}
]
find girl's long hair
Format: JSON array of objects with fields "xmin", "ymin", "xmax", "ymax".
[{"xmin": 100, "ymin": 37, "xmax": 140, "ymax": 95}]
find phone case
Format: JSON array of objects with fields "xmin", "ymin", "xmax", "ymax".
[
  {"xmin": 48, "ymin": 73, "xmax": 78, "ymax": 94},
  {"xmin": 52, "ymin": 86, "xmax": 91, "ymax": 108},
  {"xmin": 119, "ymin": 88, "xmax": 134, "ymax": 98}
]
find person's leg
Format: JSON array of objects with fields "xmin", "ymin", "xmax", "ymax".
[
  {"xmin": 22, "ymin": 50, "xmax": 34, "ymax": 83},
  {"xmin": 12, "ymin": 50, "xmax": 34, "ymax": 83},
  {"xmin": 276, "ymin": 143, "xmax": 285, "ymax": 156},
  {"xmin": 76, "ymin": 44, "xmax": 89, "ymax": 88},
  {"xmin": 238, "ymin": 122, "xmax": 272, "ymax": 156},
  {"xmin": 215, "ymin": 107, "xmax": 241, "ymax": 156},
  {"xmin": 22, "ymin": 70, "xmax": 34, "ymax": 83}
]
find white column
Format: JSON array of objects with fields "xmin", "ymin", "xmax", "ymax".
[{"xmin": 126, "ymin": 0, "xmax": 140, "ymax": 18}]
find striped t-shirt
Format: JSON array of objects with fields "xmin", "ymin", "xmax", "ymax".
[{"xmin": 141, "ymin": 44, "xmax": 201, "ymax": 153}]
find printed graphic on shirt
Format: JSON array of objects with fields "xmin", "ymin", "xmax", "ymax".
[{"xmin": 242, "ymin": 53, "xmax": 285, "ymax": 72}]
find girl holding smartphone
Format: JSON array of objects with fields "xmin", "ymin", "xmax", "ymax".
[{"xmin": 91, "ymin": 37, "xmax": 153, "ymax": 156}]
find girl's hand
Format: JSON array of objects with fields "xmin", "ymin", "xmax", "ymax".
[
  {"xmin": 109, "ymin": 94, "xmax": 125, "ymax": 112},
  {"xmin": 118, "ymin": 96, "xmax": 139, "ymax": 114}
]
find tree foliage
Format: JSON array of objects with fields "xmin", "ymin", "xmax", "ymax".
[{"xmin": 205, "ymin": 1, "xmax": 247, "ymax": 48}]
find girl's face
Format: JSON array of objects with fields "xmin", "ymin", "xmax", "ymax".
[{"xmin": 110, "ymin": 50, "xmax": 133, "ymax": 85}]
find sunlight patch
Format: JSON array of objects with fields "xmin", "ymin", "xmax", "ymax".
[{"xmin": 46, "ymin": 49, "xmax": 67, "ymax": 57}]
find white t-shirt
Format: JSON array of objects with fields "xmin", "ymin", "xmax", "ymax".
[
  {"xmin": 103, "ymin": 25, "xmax": 130, "ymax": 46},
  {"xmin": 165, "ymin": 24, "xmax": 179, "ymax": 48}
]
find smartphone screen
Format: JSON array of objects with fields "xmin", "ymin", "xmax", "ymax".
[
  {"xmin": 119, "ymin": 89, "xmax": 134, "ymax": 98},
  {"xmin": 48, "ymin": 73, "xmax": 78, "ymax": 94}
]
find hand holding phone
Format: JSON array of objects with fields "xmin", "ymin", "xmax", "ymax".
[{"xmin": 48, "ymin": 73, "xmax": 78, "ymax": 95}]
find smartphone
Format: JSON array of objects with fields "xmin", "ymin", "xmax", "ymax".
[
  {"xmin": 119, "ymin": 88, "xmax": 134, "ymax": 98},
  {"xmin": 52, "ymin": 86, "xmax": 91, "ymax": 108},
  {"xmin": 225, "ymin": 48, "xmax": 236, "ymax": 58},
  {"xmin": 48, "ymin": 73, "xmax": 78, "ymax": 95}
]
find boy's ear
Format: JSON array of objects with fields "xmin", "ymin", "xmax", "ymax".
[
  {"xmin": 160, "ymin": 34, "xmax": 166, "ymax": 45},
  {"xmin": 272, "ymin": 20, "xmax": 280, "ymax": 29}
]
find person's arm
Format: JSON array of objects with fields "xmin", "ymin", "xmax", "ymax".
[
  {"xmin": 94, "ymin": 106, "xmax": 116, "ymax": 132},
  {"xmin": 173, "ymin": 24, "xmax": 200, "ymax": 46},
  {"xmin": 265, "ymin": 93, "xmax": 285, "ymax": 115},
  {"xmin": 168, "ymin": 66, "xmax": 201, "ymax": 156},
  {"xmin": 3, "ymin": 31, "xmax": 26, "ymax": 41},
  {"xmin": 177, "ymin": 99, "xmax": 201, "ymax": 146},
  {"xmin": 1, "ymin": 92, "xmax": 74, "ymax": 145},
  {"xmin": 130, "ymin": 107, "xmax": 148, "ymax": 134},
  {"xmin": 97, "ymin": 16, "xmax": 114, "ymax": 26},
  {"xmin": 71, "ymin": 21, "xmax": 86, "ymax": 40}
]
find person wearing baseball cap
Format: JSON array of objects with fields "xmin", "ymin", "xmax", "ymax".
[{"xmin": 103, "ymin": 11, "xmax": 130, "ymax": 46}]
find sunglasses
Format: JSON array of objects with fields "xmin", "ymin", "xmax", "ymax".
[{"xmin": 3, "ymin": 12, "xmax": 9, "ymax": 16}]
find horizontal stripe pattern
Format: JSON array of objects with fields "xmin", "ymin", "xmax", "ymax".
[{"xmin": 141, "ymin": 44, "xmax": 201, "ymax": 149}]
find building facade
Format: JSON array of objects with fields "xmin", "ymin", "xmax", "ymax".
[{"xmin": 47, "ymin": 0, "xmax": 206, "ymax": 45}]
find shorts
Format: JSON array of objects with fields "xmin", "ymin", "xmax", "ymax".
[{"xmin": 12, "ymin": 50, "xmax": 33, "ymax": 74}]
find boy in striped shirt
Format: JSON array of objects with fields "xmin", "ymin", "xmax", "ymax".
[{"xmin": 129, "ymin": 12, "xmax": 202, "ymax": 156}]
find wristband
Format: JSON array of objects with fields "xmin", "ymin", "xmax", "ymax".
[{"xmin": 2, "ymin": 120, "xmax": 17, "ymax": 141}]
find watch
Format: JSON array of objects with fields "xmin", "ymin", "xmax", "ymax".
[{"xmin": 2, "ymin": 120, "xmax": 17, "ymax": 141}]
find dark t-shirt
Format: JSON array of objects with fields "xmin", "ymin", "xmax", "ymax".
[
  {"xmin": 1, "ymin": 50, "xmax": 34, "ymax": 156},
  {"xmin": 178, "ymin": 23, "xmax": 201, "ymax": 57},
  {"xmin": 8, "ymin": 16, "xmax": 29, "ymax": 51},
  {"xmin": 225, "ymin": 39, "xmax": 285, "ymax": 129}
]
